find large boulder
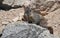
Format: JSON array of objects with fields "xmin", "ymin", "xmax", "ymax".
[{"xmin": 1, "ymin": 22, "xmax": 58, "ymax": 38}]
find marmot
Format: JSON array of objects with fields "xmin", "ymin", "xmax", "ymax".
[{"xmin": 22, "ymin": 2, "xmax": 44, "ymax": 25}]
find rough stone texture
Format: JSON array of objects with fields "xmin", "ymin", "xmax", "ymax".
[
  {"xmin": 2, "ymin": 0, "xmax": 32, "ymax": 7},
  {"xmin": 0, "ymin": 8, "xmax": 24, "ymax": 24},
  {"xmin": 0, "ymin": 25, "xmax": 5, "ymax": 35},
  {"xmin": 1, "ymin": 22, "xmax": 57, "ymax": 38},
  {"xmin": 41, "ymin": 0, "xmax": 60, "ymax": 37},
  {"xmin": 2, "ymin": 0, "xmax": 56, "ymax": 7},
  {"xmin": 0, "ymin": 8, "xmax": 24, "ymax": 34},
  {"xmin": 39, "ymin": 0, "xmax": 60, "ymax": 15},
  {"xmin": 44, "ymin": 9, "xmax": 60, "ymax": 38},
  {"xmin": 37, "ymin": 0, "xmax": 60, "ymax": 37}
]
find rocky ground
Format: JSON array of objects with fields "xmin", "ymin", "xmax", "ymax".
[{"xmin": 0, "ymin": 0, "xmax": 60, "ymax": 38}]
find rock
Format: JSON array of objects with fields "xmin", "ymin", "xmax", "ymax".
[
  {"xmin": 2, "ymin": 0, "xmax": 31, "ymax": 7},
  {"xmin": 2, "ymin": 0, "xmax": 14, "ymax": 6},
  {"xmin": 0, "ymin": 0, "xmax": 56, "ymax": 11},
  {"xmin": 45, "ymin": 1, "xmax": 55, "ymax": 8},
  {"xmin": 1, "ymin": 22, "xmax": 57, "ymax": 38},
  {"xmin": 2, "ymin": 0, "xmax": 54, "ymax": 7},
  {"xmin": 40, "ymin": 5, "xmax": 47, "ymax": 11},
  {"xmin": 44, "ymin": 9, "xmax": 60, "ymax": 38},
  {"xmin": 12, "ymin": 16, "xmax": 19, "ymax": 22},
  {"xmin": 0, "ymin": 7, "xmax": 24, "ymax": 25},
  {"xmin": 2, "ymin": 21, "xmax": 9, "ymax": 25},
  {"xmin": 0, "ymin": 25, "xmax": 5, "ymax": 35}
]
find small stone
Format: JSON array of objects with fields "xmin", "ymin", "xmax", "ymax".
[
  {"xmin": 12, "ymin": 16, "xmax": 19, "ymax": 22},
  {"xmin": 2, "ymin": 21, "xmax": 9, "ymax": 25}
]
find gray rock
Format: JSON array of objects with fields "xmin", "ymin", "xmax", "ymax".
[
  {"xmin": 2, "ymin": 0, "xmax": 14, "ymax": 6},
  {"xmin": 2, "ymin": 0, "xmax": 31, "ymax": 7},
  {"xmin": 1, "ymin": 22, "xmax": 57, "ymax": 38}
]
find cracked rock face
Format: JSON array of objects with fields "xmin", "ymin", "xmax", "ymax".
[{"xmin": 1, "ymin": 22, "xmax": 56, "ymax": 38}]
